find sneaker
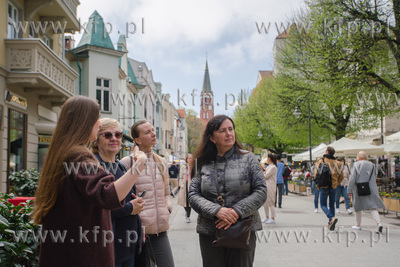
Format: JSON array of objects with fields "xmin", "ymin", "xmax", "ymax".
[
  {"xmin": 266, "ymin": 219, "xmax": 276, "ymax": 224},
  {"xmin": 376, "ymin": 224, "xmax": 383, "ymax": 234},
  {"xmin": 186, "ymin": 217, "xmax": 191, "ymax": 223},
  {"xmin": 262, "ymin": 218, "xmax": 268, "ymax": 223},
  {"xmin": 328, "ymin": 218, "xmax": 338, "ymax": 231},
  {"xmin": 352, "ymin": 225, "xmax": 361, "ymax": 230},
  {"xmin": 335, "ymin": 208, "xmax": 340, "ymax": 214},
  {"xmin": 347, "ymin": 209, "xmax": 353, "ymax": 214},
  {"xmin": 278, "ymin": 204, "xmax": 282, "ymax": 208},
  {"xmin": 314, "ymin": 209, "xmax": 318, "ymax": 213}
]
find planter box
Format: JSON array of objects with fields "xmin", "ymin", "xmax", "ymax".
[
  {"xmin": 298, "ymin": 185, "xmax": 307, "ymax": 192},
  {"xmin": 382, "ymin": 197, "xmax": 400, "ymax": 212},
  {"xmin": 294, "ymin": 184, "xmax": 300, "ymax": 193},
  {"xmin": 288, "ymin": 184, "xmax": 295, "ymax": 192}
]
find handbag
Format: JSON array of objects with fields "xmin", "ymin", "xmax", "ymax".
[
  {"xmin": 211, "ymin": 162, "xmax": 253, "ymax": 250},
  {"xmin": 356, "ymin": 165, "xmax": 374, "ymax": 196},
  {"xmin": 135, "ymin": 235, "xmax": 156, "ymax": 267}
]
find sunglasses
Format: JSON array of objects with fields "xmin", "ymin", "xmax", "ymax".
[{"xmin": 99, "ymin": 131, "xmax": 123, "ymax": 139}]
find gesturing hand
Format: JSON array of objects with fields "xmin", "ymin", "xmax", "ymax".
[{"xmin": 131, "ymin": 146, "xmax": 147, "ymax": 173}]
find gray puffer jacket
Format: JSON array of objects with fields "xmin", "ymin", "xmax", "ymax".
[{"xmin": 189, "ymin": 147, "xmax": 267, "ymax": 236}]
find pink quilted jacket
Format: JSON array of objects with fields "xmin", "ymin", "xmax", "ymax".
[{"xmin": 135, "ymin": 155, "xmax": 172, "ymax": 234}]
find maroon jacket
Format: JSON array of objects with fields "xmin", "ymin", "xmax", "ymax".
[{"xmin": 39, "ymin": 148, "xmax": 123, "ymax": 267}]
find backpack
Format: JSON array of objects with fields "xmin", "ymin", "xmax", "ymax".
[
  {"xmin": 315, "ymin": 160, "xmax": 332, "ymax": 188},
  {"xmin": 283, "ymin": 166, "xmax": 291, "ymax": 177}
]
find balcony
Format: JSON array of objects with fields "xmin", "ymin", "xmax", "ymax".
[
  {"xmin": 5, "ymin": 39, "xmax": 78, "ymax": 104},
  {"xmin": 25, "ymin": 0, "xmax": 80, "ymax": 32}
]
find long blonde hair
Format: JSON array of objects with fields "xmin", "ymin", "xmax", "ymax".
[{"xmin": 32, "ymin": 96, "xmax": 100, "ymax": 224}]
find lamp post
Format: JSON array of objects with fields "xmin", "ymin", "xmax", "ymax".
[
  {"xmin": 258, "ymin": 125, "xmax": 269, "ymax": 152},
  {"xmin": 293, "ymin": 97, "xmax": 312, "ymax": 166}
]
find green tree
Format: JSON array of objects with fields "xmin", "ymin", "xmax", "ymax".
[
  {"xmin": 272, "ymin": 0, "xmax": 400, "ymax": 141},
  {"xmin": 186, "ymin": 109, "xmax": 205, "ymax": 154}
]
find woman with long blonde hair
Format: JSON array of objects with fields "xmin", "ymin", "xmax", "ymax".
[{"xmin": 33, "ymin": 95, "xmax": 146, "ymax": 267}]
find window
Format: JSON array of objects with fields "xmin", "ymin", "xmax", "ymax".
[
  {"xmin": 156, "ymin": 127, "xmax": 160, "ymax": 139},
  {"xmin": 7, "ymin": 109, "xmax": 27, "ymax": 190},
  {"xmin": 7, "ymin": 2, "xmax": 19, "ymax": 39},
  {"xmin": 144, "ymin": 97, "xmax": 147, "ymax": 118},
  {"xmin": 96, "ymin": 78, "xmax": 111, "ymax": 112},
  {"xmin": 42, "ymin": 35, "xmax": 53, "ymax": 48},
  {"xmin": 164, "ymin": 110, "xmax": 167, "ymax": 121},
  {"xmin": 208, "ymin": 105, "xmax": 212, "ymax": 110}
]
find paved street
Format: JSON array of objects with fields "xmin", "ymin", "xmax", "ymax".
[{"xmin": 168, "ymin": 192, "xmax": 400, "ymax": 266}]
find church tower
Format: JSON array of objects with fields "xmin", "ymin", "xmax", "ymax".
[{"xmin": 200, "ymin": 59, "xmax": 214, "ymax": 123}]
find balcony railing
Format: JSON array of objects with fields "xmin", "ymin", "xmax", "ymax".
[{"xmin": 5, "ymin": 38, "xmax": 78, "ymax": 97}]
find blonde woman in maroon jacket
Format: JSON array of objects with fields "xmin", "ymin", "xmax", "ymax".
[{"xmin": 121, "ymin": 120, "xmax": 174, "ymax": 267}]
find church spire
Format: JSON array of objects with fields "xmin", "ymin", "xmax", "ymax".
[
  {"xmin": 202, "ymin": 59, "xmax": 212, "ymax": 93},
  {"xmin": 200, "ymin": 58, "xmax": 214, "ymax": 123}
]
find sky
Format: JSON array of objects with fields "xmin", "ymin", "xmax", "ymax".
[{"xmin": 73, "ymin": 0, "xmax": 305, "ymax": 117}]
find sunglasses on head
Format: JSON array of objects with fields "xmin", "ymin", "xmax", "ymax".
[{"xmin": 99, "ymin": 131, "xmax": 123, "ymax": 139}]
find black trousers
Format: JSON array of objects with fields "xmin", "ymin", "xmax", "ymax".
[
  {"xmin": 184, "ymin": 182, "xmax": 191, "ymax": 217},
  {"xmin": 276, "ymin": 184, "xmax": 283, "ymax": 205},
  {"xmin": 199, "ymin": 232, "xmax": 256, "ymax": 267},
  {"xmin": 147, "ymin": 232, "xmax": 175, "ymax": 267}
]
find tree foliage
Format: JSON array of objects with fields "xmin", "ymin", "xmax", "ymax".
[{"xmin": 185, "ymin": 109, "xmax": 205, "ymax": 154}]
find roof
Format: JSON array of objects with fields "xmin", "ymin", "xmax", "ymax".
[
  {"xmin": 177, "ymin": 109, "xmax": 185, "ymax": 118},
  {"xmin": 201, "ymin": 60, "xmax": 212, "ymax": 93},
  {"xmin": 76, "ymin": 10, "xmax": 115, "ymax": 50},
  {"xmin": 127, "ymin": 60, "xmax": 139, "ymax": 84}
]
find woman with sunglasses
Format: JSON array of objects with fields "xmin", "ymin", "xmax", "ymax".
[
  {"xmin": 92, "ymin": 118, "xmax": 145, "ymax": 267},
  {"xmin": 32, "ymin": 96, "xmax": 147, "ymax": 267},
  {"xmin": 121, "ymin": 120, "xmax": 175, "ymax": 267}
]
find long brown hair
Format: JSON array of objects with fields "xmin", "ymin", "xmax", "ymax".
[
  {"xmin": 191, "ymin": 115, "xmax": 245, "ymax": 177},
  {"xmin": 32, "ymin": 96, "xmax": 100, "ymax": 224},
  {"xmin": 130, "ymin": 120, "xmax": 168, "ymax": 181}
]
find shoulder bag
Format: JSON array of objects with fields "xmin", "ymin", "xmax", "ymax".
[
  {"xmin": 212, "ymin": 161, "xmax": 253, "ymax": 250},
  {"xmin": 356, "ymin": 165, "xmax": 375, "ymax": 196}
]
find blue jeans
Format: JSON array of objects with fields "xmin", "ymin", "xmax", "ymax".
[
  {"xmin": 319, "ymin": 188, "xmax": 337, "ymax": 222},
  {"xmin": 312, "ymin": 181, "xmax": 319, "ymax": 209},
  {"xmin": 115, "ymin": 256, "xmax": 135, "ymax": 267},
  {"xmin": 283, "ymin": 178, "xmax": 289, "ymax": 195},
  {"xmin": 335, "ymin": 185, "xmax": 350, "ymax": 210}
]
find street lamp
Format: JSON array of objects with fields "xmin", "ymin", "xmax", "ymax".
[{"xmin": 293, "ymin": 97, "xmax": 312, "ymax": 166}]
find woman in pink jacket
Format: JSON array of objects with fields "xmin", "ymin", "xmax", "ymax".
[{"xmin": 121, "ymin": 120, "xmax": 174, "ymax": 267}]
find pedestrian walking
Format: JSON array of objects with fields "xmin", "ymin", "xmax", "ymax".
[
  {"xmin": 348, "ymin": 151, "xmax": 386, "ymax": 233},
  {"xmin": 177, "ymin": 154, "xmax": 193, "ymax": 223},
  {"xmin": 314, "ymin": 146, "xmax": 343, "ymax": 231},
  {"xmin": 262, "ymin": 153, "xmax": 277, "ymax": 224},
  {"xmin": 335, "ymin": 157, "xmax": 352, "ymax": 215},
  {"xmin": 276, "ymin": 155, "xmax": 284, "ymax": 208}
]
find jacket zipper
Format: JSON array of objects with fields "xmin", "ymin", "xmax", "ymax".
[{"xmin": 150, "ymin": 158, "xmax": 160, "ymax": 234}]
